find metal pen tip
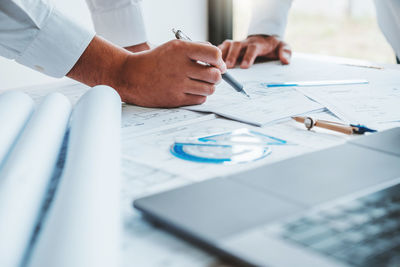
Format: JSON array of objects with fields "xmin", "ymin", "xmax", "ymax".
[{"xmin": 240, "ymin": 89, "xmax": 251, "ymax": 98}]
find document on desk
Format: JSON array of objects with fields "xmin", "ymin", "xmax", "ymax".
[
  {"xmin": 298, "ymin": 83, "xmax": 400, "ymax": 126},
  {"xmin": 0, "ymin": 93, "xmax": 71, "ymax": 267},
  {"xmin": 13, "ymin": 80, "xmax": 214, "ymax": 136},
  {"xmin": 30, "ymin": 86, "xmax": 121, "ymax": 267},
  {"xmin": 120, "ymin": 114, "xmax": 348, "ymax": 266},
  {"xmin": 121, "ymin": 117, "xmax": 346, "ymax": 183},
  {"xmin": 185, "ymin": 81, "xmax": 324, "ymax": 126},
  {"xmin": 2, "ymin": 58, "xmax": 378, "ymax": 267},
  {"xmin": 121, "ymin": 104, "xmax": 215, "ymax": 137}
]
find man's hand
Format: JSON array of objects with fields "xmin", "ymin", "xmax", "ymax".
[
  {"xmin": 124, "ymin": 42, "xmax": 151, "ymax": 53},
  {"xmin": 67, "ymin": 37, "xmax": 226, "ymax": 108},
  {"xmin": 118, "ymin": 40, "xmax": 226, "ymax": 107},
  {"xmin": 218, "ymin": 35, "xmax": 292, "ymax": 69}
]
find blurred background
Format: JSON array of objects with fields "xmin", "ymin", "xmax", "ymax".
[
  {"xmin": 233, "ymin": 0, "xmax": 396, "ymax": 64},
  {"xmin": 0, "ymin": 0, "xmax": 396, "ymax": 89}
]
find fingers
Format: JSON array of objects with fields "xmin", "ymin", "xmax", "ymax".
[
  {"xmin": 216, "ymin": 36, "xmax": 292, "ymax": 69},
  {"xmin": 174, "ymin": 79, "xmax": 213, "ymax": 107},
  {"xmin": 218, "ymin": 40, "xmax": 231, "ymax": 60},
  {"xmin": 278, "ymin": 42, "xmax": 292, "ymax": 65},
  {"xmin": 225, "ymin": 41, "xmax": 243, "ymax": 68},
  {"xmin": 199, "ymin": 41, "xmax": 212, "ymax": 46},
  {"xmin": 184, "ymin": 62, "xmax": 219, "ymax": 96},
  {"xmin": 186, "ymin": 62, "xmax": 222, "ymax": 84},
  {"xmin": 183, "ymin": 78, "xmax": 216, "ymax": 96},
  {"xmin": 240, "ymin": 44, "xmax": 259, "ymax": 69},
  {"xmin": 180, "ymin": 94, "xmax": 207, "ymax": 106},
  {"xmin": 183, "ymin": 41, "xmax": 226, "ymax": 73},
  {"xmin": 258, "ymin": 37, "xmax": 280, "ymax": 56}
]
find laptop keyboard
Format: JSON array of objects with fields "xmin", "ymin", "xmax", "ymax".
[{"xmin": 281, "ymin": 183, "xmax": 400, "ymax": 267}]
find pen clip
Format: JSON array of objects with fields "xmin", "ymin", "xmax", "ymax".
[{"xmin": 172, "ymin": 28, "xmax": 192, "ymax": 41}]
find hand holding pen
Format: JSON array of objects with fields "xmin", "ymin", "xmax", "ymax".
[
  {"xmin": 173, "ymin": 29, "xmax": 250, "ymax": 98},
  {"xmin": 112, "ymin": 36, "xmax": 227, "ymax": 107}
]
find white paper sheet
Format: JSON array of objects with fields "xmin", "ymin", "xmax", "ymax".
[
  {"xmin": 182, "ymin": 57, "xmax": 357, "ymax": 128},
  {"xmin": 0, "ymin": 91, "xmax": 34, "ymax": 167},
  {"xmin": 297, "ymin": 83, "xmax": 400, "ymax": 126},
  {"xmin": 0, "ymin": 93, "xmax": 71, "ymax": 267},
  {"xmin": 29, "ymin": 86, "xmax": 121, "ymax": 267},
  {"xmin": 184, "ymin": 57, "xmax": 395, "ymax": 127},
  {"xmin": 122, "ymin": 117, "xmax": 346, "ymax": 185},
  {"xmin": 185, "ymin": 79, "xmax": 323, "ymax": 126},
  {"xmin": 121, "ymin": 104, "xmax": 213, "ymax": 136}
]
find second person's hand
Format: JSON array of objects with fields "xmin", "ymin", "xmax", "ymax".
[{"xmin": 218, "ymin": 35, "xmax": 292, "ymax": 69}]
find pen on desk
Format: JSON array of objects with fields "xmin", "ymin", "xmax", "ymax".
[
  {"xmin": 172, "ymin": 28, "xmax": 250, "ymax": 98},
  {"xmin": 262, "ymin": 79, "xmax": 369, "ymax": 88},
  {"xmin": 343, "ymin": 63, "xmax": 384, "ymax": 70},
  {"xmin": 292, "ymin": 116, "xmax": 377, "ymax": 135}
]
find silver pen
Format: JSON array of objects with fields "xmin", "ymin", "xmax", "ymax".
[{"xmin": 172, "ymin": 28, "xmax": 250, "ymax": 98}]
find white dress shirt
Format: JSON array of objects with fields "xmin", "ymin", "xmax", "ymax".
[
  {"xmin": 85, "ymin": 0, "xmax": 147, "ymax": 47},
  {"xmin": 374, "ymin": 0, "xmax": 400, "ymax": 58},
  {"xmin": 248, "ymin": 0, "xmax": 293, "ymax": 38},
  {"xmin": 248, "ymin": 0, "xmax": 400, "ymax": 58},
  {"xmin": 0, "ymin": 0, "xmax": 95, "ymax": 78},
  {"xmin": 0, "ymin": 0, "xmax": 147, "ymax": 78}
]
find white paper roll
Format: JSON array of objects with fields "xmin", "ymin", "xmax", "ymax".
[
  {"xmin": 0, "ymin": 91, "xmax": 34, "ymax": 168},
  {"xmin": 0, "ymin": 93, "xmax": 71, "ymax": 267},
  {"xmin": 29, "ymin": 86, "xmax": 122, "ymax": 267}
]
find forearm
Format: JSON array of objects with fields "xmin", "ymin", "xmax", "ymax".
[
  {"xmin": 67, "ymin": 36, "xmax": 130, "ymax": 90},
  {"xmin": 124, "ymin": 42, "xmax": 151, "ymax": 53},
  {"xmin": 0, "ymin": 0, "xmax": 95, "ymax": 78}
]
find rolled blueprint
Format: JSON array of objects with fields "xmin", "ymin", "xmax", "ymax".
[
  {"xmin": 0, "ymin": 93, "xmax": 71, "ymax": 267},
  {"xmin": 0, "ymin": 91, "xmax": 34, "ymax": 167},
  {"xmin": 29, "ymin": 86, "xmax": 122, "ymax": 267}
]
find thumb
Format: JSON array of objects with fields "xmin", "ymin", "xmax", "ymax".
[{"xmin": 278, "ymin": 42, "xmax": 292, "ymax": 65}]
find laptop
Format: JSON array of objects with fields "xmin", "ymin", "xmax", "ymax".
[{"xmin": 134, "ymin": 127, "xmax": 400, "ymax": 267}]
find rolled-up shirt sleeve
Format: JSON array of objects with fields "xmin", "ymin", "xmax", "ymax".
[
  {"xmin": 374, "ymin": 0, "xmax": 400, "ymax": 58},
  {"xmin": 248, "ymin": 0, "xmax": 293, "ymax": 38},
  {"xmin": 85, "ymin": 0, "xmax": 147, "ymax": 47},
  {"xmin": 0, "ymin": 0, "xmax": 95, "ymax": 78}
]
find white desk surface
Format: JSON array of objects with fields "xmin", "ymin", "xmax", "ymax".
[{"xmin": 2, "ymin": 54, "xmax": 400, "ymax": 266}]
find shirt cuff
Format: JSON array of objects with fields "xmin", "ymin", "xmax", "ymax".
[
  {"xmin": 16, "ymin": 8, "xmax": 95, "ymax": 78},
  {"xmin": 247, "ymin": 0, "xmax": 292, "ymax": 38},
  {"xmin": 248, "ymin": 22, "xmax": 285, "ymax": 38},
  {"xmin": 90, "ymin": 4, "xmax": 147, "ymax": 47}
]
